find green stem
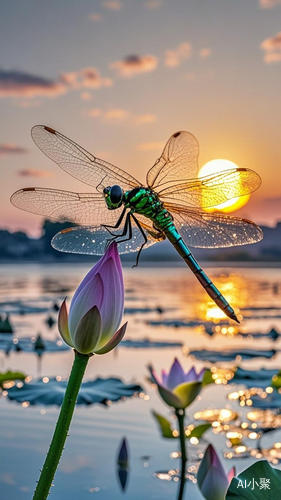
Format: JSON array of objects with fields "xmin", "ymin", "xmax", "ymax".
[
  {"xmin": 33, "ymin": 350, "xmax": 90, "ymax": 500},
  {"xmin": 175, "ymin": 409, "xmax": 187, "ymax": 500}
]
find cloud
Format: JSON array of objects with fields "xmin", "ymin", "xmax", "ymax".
[
  {"xmin": 0, "ymin": 66, "xmax": 112, "ymax": 100},
  {"xmin": 261, "ymin": 31, "xmax": 281, "ymax": 63},
  {"xmin": 137, "ymin": 141, "xmax": 164, "ymax": 151},
  {"xmin": 164, "ymin": 42, "xmax": 192, "ymax": 67},
  {"xmin": 259, "ymin": 0, "xmax": 281, "ymax": 8},
  {"xmin": 0, "ymin": 144, "xmax": 28, "ymax": 155},
  {"xmin": 144, "ymin": 0, "xmax": 163, "ymax": 9},
  {"xmin": 111, "ymin": 54, "xmax": 158, "ymax": 77},
  {"xmin": 199, "ymin": 48, "xmax": 212, "ymax": 59},
  {"xmin": 61, "ymin": 67, "xmax": 112, "ymax": 89},
  {"xmin": 134, "ymin": 113, "xmax": 157, "ymax": 124},
  {"xmin": 0, "ymin": 69, "xmax": 66, "ymax": 98},
  {"xmin": 102, "ymin": 1, "xmax": 123, "ymax": 10},
  {"xmin": 88, "ymin": 13, "xmax": 102, "ymax": 21},
  {"xmin": 80, "ymin": 91, "xmax": 92, "ymax": 101},
  {"xmin": 88, "ymin": 108, "xmax": 157, "ymax": 124},
  {"xmin": 17, "ymin": 168, "xmax": 53, "ymax": 178}
]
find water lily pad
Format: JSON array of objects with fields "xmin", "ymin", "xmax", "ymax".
[
  {"xmin": 7, "ymin": 376, "xmax": 143, "ymax": 406},
  {"xmin": 190, "ymin": 349, "xmax": 276, "ymax": 363},
  {"xmin": 0, "ymin": 336, "xmax": 69, "ymax": 353},
  {"xmin": 231, "ymin": 367, "xmax": 279, "ymax": 388},
  {"xmin": 121, "ymin": 338, "xmax": 182, "ymax": 348},
  {"xmin": 0, "ymin": 370, "xmax": 26, "ymax": 387},
  {"xmin": 226, "ymin": 460, "xmax": 281, "ymax": 499}
]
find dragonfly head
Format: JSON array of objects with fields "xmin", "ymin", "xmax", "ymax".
[{"xmin": 103, "ymin": 185, "xmax": 124, "ymax": 209}]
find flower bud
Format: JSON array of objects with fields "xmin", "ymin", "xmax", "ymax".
[{"xmin": 58, "ymin": 242, "xmax": 127, "ymax": 355}]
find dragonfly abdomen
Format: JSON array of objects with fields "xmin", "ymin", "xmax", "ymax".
[{"xmin": 164, "ymin": 225, "xmax": 239, "ymax": 323}]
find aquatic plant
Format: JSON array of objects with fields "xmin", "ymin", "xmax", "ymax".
[{"xmin": 33, "ymin": 242, "xmax": 126, "ymax": 500}]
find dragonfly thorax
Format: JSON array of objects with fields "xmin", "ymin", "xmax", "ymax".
[{"xmin": 103, "ymin": 185, "xmax": 124, "ymax": 209}]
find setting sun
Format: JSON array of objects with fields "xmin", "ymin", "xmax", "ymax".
[{"xmin": 199, "ymin": 159, "xmax": 250, "ymax": 213}]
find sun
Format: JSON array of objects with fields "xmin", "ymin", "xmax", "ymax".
[{"xmin": 198, "ymin": 159, "xmax": 250, "ymax": 213}]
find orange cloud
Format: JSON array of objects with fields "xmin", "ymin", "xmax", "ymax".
[
  {"xmin": 0, "ymin": 69, "xmax": 66, "ymax": 98},
  {"xmin": 164, "ymin": 42, "xmax": 192, "ymax": 67},
  {"xmin": 199, "ymin": 48, "xmax": 212, "ymax": 59},
  {"xmin": 88, "ymin": 13, "xmax": 102, "ymax": 21},
  {"xmin": 17, "ymin": 168, "xmax": 53, "ymax": 178},
  {"xmin": 137, "ymin": 141, "xmax": 164, "ymax": 151},
  {"xmin": 102, "ymin": 1, "xmax": 123, "ymax": 10},
  {"xmin": 259, "ymin": 0, "xmax": 281, "ymax": 8},
  {"xmin": 144, "ymin": 0, "xmax": 163, "ymax": 9},
  {"xmin": 111, "ymin": 54, "xmax": 158, "ymax": 77},
  {"xmin": 0, "ymin": 144, "xmax": 28, "ymax": 155},
  {"xmin": 261, "ymin": 31, "xmax": 281, "ymax": 63},
  {"xmin": 88, "ymin": 108, "xmax": 157, "ymax": 125},
  {"xmin": 134, "ymin": 113, "xmax": 157, "ymax": 124},
  {"xmin": 61, "ymin": 67, "xmax": 112, "ymax": 89},
  {"xmin": 80, "ymin": 91, "xmax": 92, "ymax": 101}
]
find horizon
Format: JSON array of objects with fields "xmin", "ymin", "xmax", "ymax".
[{"xmin": 1, "ymin": 0, "xmax": 281, "ymax": 236}]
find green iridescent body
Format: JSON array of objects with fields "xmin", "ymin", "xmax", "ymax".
[{"xmin": 123, "ymin": 186, "xmax": 238, "ymax": 321}]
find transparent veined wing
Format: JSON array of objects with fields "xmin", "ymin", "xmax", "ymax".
[
  {"xmin": 10, "ymin": 187, "xmax": 124, "ymax": 226},
  {"xmin": 158, "ymin": 168, "xmax": 261, "ymax": 208},
  {"xmin": 164, "ymin": 204, "xmax": 263, "ymax": 248},
  {"xmin": 31, "ymin": 125, "xmax": 141, "ymax": 192},
  {"xmin": 51, "ymin": 222, "xmax": 159, "ymax": 256},
  {"xmin": 146, "ymin": 131, "xmax": 199, "ymax": 190}
]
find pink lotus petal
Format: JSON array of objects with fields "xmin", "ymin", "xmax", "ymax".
[
  {"xmin": 69, "ymin": 272, "xmax": 104, "ymax": 336},
  {"xmin": 58, "ymin": 299, "xmax": 73, "ymax": 347},
  {"xmin": 197, "ymin": 444, "xmax": 229, "ymax": 500},
  {"xmin": 95, "ymin": 322, "xmax": 127, "ymax": 354},
  {"xmin": 98, "ymin": 256, "xmax": 124, "ymax": 346},
  {"xmin": 227, "ymin": 466, "xmax": 236, "ymax": 482},
  {"xmin": 166, "ymin": 358, "xmax": 186, "ymax": 390},
  {"xmin": 161, "ymin": 369, "xmax": 168, "ymax": 386}
]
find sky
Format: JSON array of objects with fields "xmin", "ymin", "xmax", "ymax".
[{"xmin": 1, "ymin": 0, "xmax": 281, "ymax": 235}]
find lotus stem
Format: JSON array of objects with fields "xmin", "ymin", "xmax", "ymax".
[
  {"xmin": 175, "ymin": 408, "xmax": 187, "ymax": 500},
  {"xmin": 33, "ymin": 350, "xmax": 90, "ymax": 500}
]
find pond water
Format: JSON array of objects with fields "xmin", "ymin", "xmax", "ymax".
[{"xmin": 0, "ymin": 262, "xmax": 281, "ymax": 499}]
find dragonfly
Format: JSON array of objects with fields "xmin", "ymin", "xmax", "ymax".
[{"xmin": 11, "ymin": 125, "xmax": 263, "ymax": 323}]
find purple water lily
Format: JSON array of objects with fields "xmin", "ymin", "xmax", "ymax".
[
  {"xmin": 58, "ymin": 242, "xmax": 127, "ymax": 355},
  {"xmin": 197, "ymin": 444, "xmax": 235, "ymax": 500},
  {"xmin": 150, "ymin": 358, "xmax": 205, "ymax": 409}
]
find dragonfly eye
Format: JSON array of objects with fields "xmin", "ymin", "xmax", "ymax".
[
  {"xmin": 110, "ymin": 185, "xmax": 123, "ymax": 204},
  {"xmin": 103, "ymin": 186, "xmax": 110, "ymax": 197}
]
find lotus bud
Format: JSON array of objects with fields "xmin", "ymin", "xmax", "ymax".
[
  {"xmin": 149, "ymin": 358, "xmax": 205, "ymax": 409},
  {"xmin": 197, "ymin": 444, "xmax": 236, "ymax": 500},
  {"xmin": 58, "ymin": 242, "xmax": 127, "ymax": 355}
]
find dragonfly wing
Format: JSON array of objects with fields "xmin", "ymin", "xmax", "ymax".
[
  {"xmin": 159, "ymin": 168, "xmax": 261, "ymax": 208},
  {"xmin": 146, "ymin": 131, "xmax": 199, "ymax": 190},
  {"xmin": 52, "ymin": 224, "xmax": 158, "ymax": 255},
  {"xmin": 10, "ymin": 187, "xmax": 124, "ymax": 226},
  {"xmin": 31, "ymin": 125, "xmax": 141, "ymax": 191},
  {"xmin": 166, "ymin": 204, "xmax": 263, "ymax": 248}
]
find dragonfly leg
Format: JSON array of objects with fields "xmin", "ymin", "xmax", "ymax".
[
  {"xmin": 102, "ymin": 207, "xmax": 127, "ymax": 236},
  {"xmin": 131, "ymin": 213, "xmax": 148, "ymax": 267},
  {"xmin": 104, "ymin": 212, "xmax": 131, "ymax": 249}
]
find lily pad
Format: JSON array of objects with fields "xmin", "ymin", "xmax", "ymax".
[
  {"xmin": 0, "ymin": 370, "xmax": 26, "ymax": 387},
  {"xmin": 231, "ymin": 367, "xmax": 279, "ymax": 388},
  {"xmin": 0, "ymin": 336, "xmax": 69, "ymax": 353},
  {"xmin": 226, "ymin": 460, "xmax": 281, "ymax": 499},
  {"xmin": 121, "ymin": 338, "xmax": 182, "ymax": 348},
  {"xmin": 190, "ymin": 349, "xmax": 276, "ymax": 363},
  {"xmin": 7, "ymin": 376, "xmax": 143, "ymax": 406}
]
